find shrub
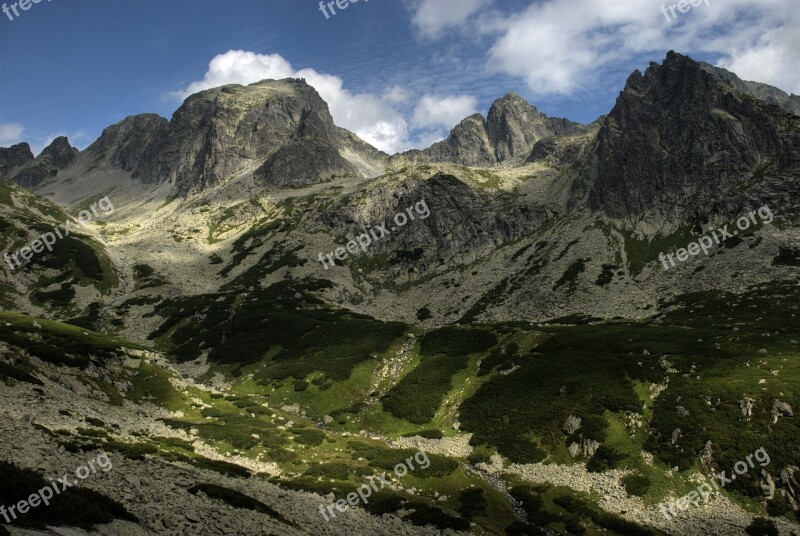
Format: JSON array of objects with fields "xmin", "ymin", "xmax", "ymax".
[
  {"xmin": 304, "ymin": 463, "xmax": 350, "ymax": 480},
  {"xmin": 293, "ymin": 428, "xmax": 325, "ymax": 446},
  {"xmin": 383, "ymin": 327, "xmax": 497, "ymax": 423},
  {"xmin": 622, "ymin": 474, "xmax": 651, "ymax": 497},
  {"xmin": 586, "ymin": 446, "xmax": 624, "ymax": 473},
  {"xmin": 458, "ymin": 487, "xmax": 488, "ymax": 519},
  {"xmin": 766, "ymin": 495, "xmax": 791, "ymax": 517},
  {"xmin": 293, "ymin": 379, "xmax": 309, "ymax": 392},
  {"xmin": 746, "ymin": 518, "xmax": 779, "ymax": 536},
  {"xmin": 402, "ymin": 429, "xmax": 442, "ymax": 439}
]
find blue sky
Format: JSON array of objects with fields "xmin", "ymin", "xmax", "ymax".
[{"xmin": 1, "ymin": 0, "xmax": 798, "ymax": 154}]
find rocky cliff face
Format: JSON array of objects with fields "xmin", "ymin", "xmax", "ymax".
[
  {"xmin": 84, "ymin": 78, "xmax": 383, "ymax": 195},
  {"xmin": 401, "ymin": 94, "xmax": 585, "ymax": 167},
  {"xmin": 11, "ymin": 136, "xmax": 79, "ymax": 189},
  {"xmin": 0, "ymin": 142, "xmax": 34, "ymax": 175},
  {"xmin": 700, "ymin": 62, "xmax": 800, "ymax": 116},
  {"xmin": 406, "ymin": 114, "xmax": 496, "ymax": 167},
  {"xmin": 587, "ymin": 51, "xmax": 800, "ymax": 223},
  {"xmin": 84, "ymin": 113, "xmax": 170, "ymax": 183},
  {"xmin": 255, "ymin": 109, "xmax": 359, "ymax": 187},
  {"xmin": 487, "ymin": 93, "xmax": 585, "ymax": 161}
]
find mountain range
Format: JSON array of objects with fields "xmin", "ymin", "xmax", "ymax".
[{"xmin": 0, "ymin": 51, "xmax": 798, "ymax": 536}]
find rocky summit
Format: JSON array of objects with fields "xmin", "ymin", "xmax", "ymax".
[{"xmin": 0, "ymin": 50, "xmax": 799, "ymax": 536}]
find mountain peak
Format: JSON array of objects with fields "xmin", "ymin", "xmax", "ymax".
[
  {"xmin": 40, "ymin": 136, "xmax": 79, "ymax": 167},
  {"xmin": 0, "ymin": 142, "xmax": 34, "ymax": 175},
  {"xmin": 589, "ymin": 51, "xmax": 800, "ymax": 221}
]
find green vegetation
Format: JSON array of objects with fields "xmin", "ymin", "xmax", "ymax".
[
  {"xmin": 382, "ymin": 327, "xmax": 497, "ymax": 423},
  {"xmin": 623, "ymin": 225, "xmax": 694, "ymax": 276},
  {"xmin": 554, "ymin": 258, "xmax": 588, "ymax": 292},
  {"xmin": 622, "ymin": 474, "xmax": 651, "ymax": 497},
  {"xmin": 402, "ymin": 429, "xmax": 443, "ymax": 439},
  {"xmin": 772, "ymin": 247, "xmax": 799, "ymax": 266},
  {"xmin": 0, "ymin": 360, "xmax": 43, "ymax": 385},
  {"xmin": 746, "ymin": 518, "xmax": 779, "ymax": 536},
  {"xmin": 552, "ymin": 493, "xmax": 660, "ymax": 535},
  {"xmin": 129, "ymin": 363, "xmax": 186, "ymax": 411},
  {"xmin": 25, "ymin": 229, "xmax": 117, "ymax": 294},
  {"xmin": 459, "ymin": 487, "xmax": 488, "ymax": 519},
  {"xmin": 347, "ymin": 441, "xmax": 459, "ymax": 477},
  {"xmin": 586, "ymin": 446, "xmax": 625, "ymax": 473},
  {"xmin": 596, "ymin": 264, "xmax": 618, "ymax": 286},
  {"xmin": 149, "ymin": 279, "xmax": 407, "ymax": 386},
  {"xmin": 0, "ymin": 311, "xmax": 138, "ymax": 368}
]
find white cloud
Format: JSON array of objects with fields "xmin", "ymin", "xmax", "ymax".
[
  {"xmin": 177, "ymin": 50, "xmax": 412, "ymax": 153},
  {"xmin": 383, "ymin": 85, "xmax": 411, "ymax": 104},
  {"xmin": 412, "ymin": 94, "xmax": 478, "ymax": 130},
  {"xmin": 482, "ymin": 0, "xmax": 800, "ymax": 97},
  {"xmin": 178, "ymin": 51, "xmax": 294, "ymax": 98},
  {"xmin": 716, "ymin": 26, "xmax": 800, "ymax": 94},
  {"xmin": 0, "ymin": 123, "xmax": 24, "ymax": 147},
  {"xmin": 410, "ymin": 0, "xmax": 491, "ymax": 39}
]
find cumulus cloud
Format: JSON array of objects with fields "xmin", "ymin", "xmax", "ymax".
[
  {"xmin": 0, "ymin": 123, "xmax": 24, "ymax": 147},
  {"xmin": 717, "ymin": 26, "xmax": 800, "ymax": 94},
  {"xmin": 179, "ymin": 51, "xmax": 294, "ymax": 97},
  {"xmin": 412, "ymin": 94, "xmax": 478, "ymax": 130},
  {"xmin": 483, "ymin": 0, "xmax": 800, "ymax": 97},
  {"xmin": 177, "ymin": 50, "xmax": 412, "ymax": 153},
  {"xmin": 410, "ymin": 0, "xmax": 491, "ymax": 39}
]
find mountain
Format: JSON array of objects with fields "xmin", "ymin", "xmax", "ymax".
[
  {"xmin": 587, "ymin": 51, "xmax": 800, "ymax": 223},
  {"xmin": 0, "ymin": 142, "xmax": 34, "ymax": 175},
  {"xmin": 7, "ymin": 137, "xmax": 79, "ymax": 189},
  {"xmin": 400, "ymin": 93, "xmax": 587, "ymax": 167},
  {"xmin": 19, "ymin": 79, "xmax": 386, "ymax": 198},
  {"xmin": 1, "ymin": 52, "xmax": 799, "ymax": 536}
]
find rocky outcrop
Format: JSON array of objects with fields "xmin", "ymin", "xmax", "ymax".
[
  {"xmin": 255, "ymin": 109, "xmax": 359, "ymax": 187},
  {"xmin": 0, "ymin": 142, "xmax": 34, "ymax": 174},
  {"xmin": 404, "ymin": 114, "xmax": 495, "ymax": 167},
  {"xmin": 771, "ymin": 399, "xmax": 793, "ymax": 423},
  {"xmin": 587, "ymin": 51, "xmax": 800, "ymax": 223},
  {"xmin": 739, "ymin": 396, "xmax": 756, "ymax": 419},
  {"xmin": 84, "ymin": 78, "xmax": 382, "ymax": 195},
  {"xmin": 84, "ymin": 113, "xmax": 170, "ymax": 183},
  {"xmin": 563, "ymin": 415, "xmax": 582, "ymax": 435},
  {"xmin": 700, "ymin": 62, "xmax": 800, "ymax": 117},
  {"xmin": 12, "ymin": 136, "xmax": 79, "ymax": 189},
  {"xmin": 403, "ymin": 93, "xmax": 585, "ymax": 167},
  {"xmin": 487, "ymin": 93, "xmax": 584, "ymax": 161}
]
